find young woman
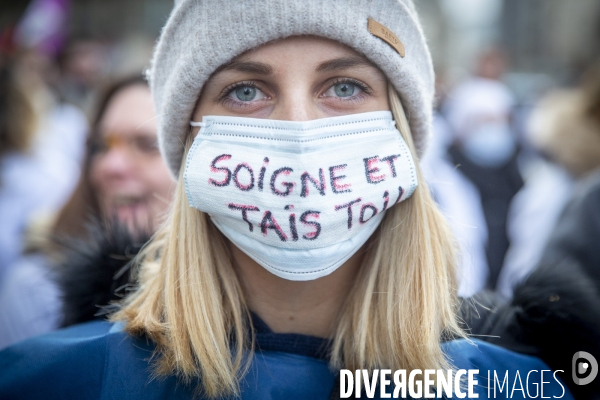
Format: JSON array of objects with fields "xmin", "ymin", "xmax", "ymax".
[
  {"xmin": 57, "ymin": 75, "xmax": 174, "ymax": 238},
  {"xmin": 0, "ymin": 1, "xmax": 574, "ymax": 399},
  {"xmin": 0, "ymin": 76, "xmax": 174, "ymax": 348}
]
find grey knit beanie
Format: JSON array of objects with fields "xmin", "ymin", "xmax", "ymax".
[{"xmin": 150, "ymin": 0, "xmax": 434, "ymax": 177}]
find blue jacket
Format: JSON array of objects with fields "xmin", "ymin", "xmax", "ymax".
[{"xmin": 0, "ymin": 320, "xmax": 572, "ymax": 399}]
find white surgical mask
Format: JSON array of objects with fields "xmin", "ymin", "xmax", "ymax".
[
  {"xmin": 462, "ymin": 123, "xmax": 516, "ymax": 168},
  {"xmin": 185, "ymin": 111, "xmax": 418, "ymax": 281}
]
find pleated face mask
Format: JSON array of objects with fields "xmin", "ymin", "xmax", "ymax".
[{"xmin": 184, "ymin": 111, "xmax": 418, "ymax": 280}]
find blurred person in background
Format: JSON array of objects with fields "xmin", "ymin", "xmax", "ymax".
[
  {"xmin": 460, "ymin": 70, "xmax": 600, "ymax": 389},
  {"xmin": 457, "ymin": 65, "xmax": 600, "ymax": 399},
  {"xmin": 0, "ymin": 0, "xmax": 87, "ymax": 280},
  {"xmin": 498, "ymin": 61, "xmax": 600, "ymax": 297},
  {"xmin": 538, "ymin": 171, "xmax": 600, "ymax": 288},
  {"xmin": 0, "ymin": 76, "xmax": 174, "ymax": 349},
  {"xmin": 0, "ymin": 47, "xmax": 87, "ymax": 283},
  {"xmin": 56, "ymin": 38, "xmax": 109, "ymax": 112},
  {"xmin": 420, "ymin": 76, "xmax": 489, "ymax": 297},
  {"xmin": 443, "ymin": 47, "xmax": 523, "ymax": 290}
]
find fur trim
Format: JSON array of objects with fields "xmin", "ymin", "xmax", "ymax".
[
  {"xmin": 511, "ymin": 257, "xmax": 600, "ymax": 400},
  {"xmin": 463, "ymin": 257, "xmax": 600, "ymax": 399},
  {"xmin": 52, "ymin": 221, "xmax": 150, "ymax": 327}
]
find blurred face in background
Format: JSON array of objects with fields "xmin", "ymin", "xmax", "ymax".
[{"xmin": 89, "ymin": 83, "xmax": 174, "ymax": 232}]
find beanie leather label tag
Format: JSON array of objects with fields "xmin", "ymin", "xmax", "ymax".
[{"xmin": 367, "ymin": 18, "xmax": 405, "ymax": 58}]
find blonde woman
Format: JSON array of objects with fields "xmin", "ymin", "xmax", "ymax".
[{"xmin": 0, "ymin": 1, "xmax": 573, "ymax": 399}]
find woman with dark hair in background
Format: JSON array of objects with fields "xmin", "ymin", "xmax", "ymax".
[{"xmin": 0, "ymin": 75, "xmax": 174, "ymax": 348}]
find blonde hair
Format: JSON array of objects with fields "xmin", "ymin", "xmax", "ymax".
[{"xmin": 113, "ymin": 84, "xmax": 465, "ymax": 397}]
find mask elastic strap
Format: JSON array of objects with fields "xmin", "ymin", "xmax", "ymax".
[{"xmin": 190, "ymin": 121, "xmax": 205, "ymax": 127}]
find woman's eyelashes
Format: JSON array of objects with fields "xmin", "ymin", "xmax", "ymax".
[
  {"xmin": 220, "ymin": 82, "xmax": 270, "ymax": 109},
  {"xmin": 320, "ymin": 78, "xmax": 372, "ymax": 101},
  {"xmin": 217, "ymin": 77, "xmax": 373, "ymax": 110}
]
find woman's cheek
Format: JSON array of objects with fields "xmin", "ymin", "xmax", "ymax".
[{"xmin": 88, "ymin": 159, "xmax": 110, "ymax": 213}]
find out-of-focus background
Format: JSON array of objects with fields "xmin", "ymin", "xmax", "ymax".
[
  {"xmin": 3, "ymin": 0, "xmax": 600, "ymax": 109},
  {"xmin": 1, "ymin": 0, "xmax": 600, "ymax": 348}
]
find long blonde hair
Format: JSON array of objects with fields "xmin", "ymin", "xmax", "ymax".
[{"xmin": 113, "ymin": 84, "xmax": 465, "ymax": 397}]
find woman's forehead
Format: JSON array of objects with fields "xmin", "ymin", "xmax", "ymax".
[
  {"xmin": 215, "ymin": 35, "xmax": 380, "ymax": 75},
  {"xmin": 99, "ymin": 85, "xmax": 156, "ymax": 134}
]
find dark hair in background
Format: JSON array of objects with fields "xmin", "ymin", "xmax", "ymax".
[{"xmin": 51, "ymin": 75, "xmax": 148, "ymax": 238}]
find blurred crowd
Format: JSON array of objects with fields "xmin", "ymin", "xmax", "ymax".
[
  {"xmin": 426, "ymin": 47, "xmax": 600, "ymax": 300},
  {"xmin": 1, "ymin": 0, "xmax": 600, "ymax": 351}
]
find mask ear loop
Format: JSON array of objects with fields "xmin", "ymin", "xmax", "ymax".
[{"xmin": 190, "ymin": 121, "xmax": 205, "ymax": 127}]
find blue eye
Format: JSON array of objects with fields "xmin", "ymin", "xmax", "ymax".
[
  {"xmin": 334, "ymin": 83, "xmax": 356, "ymax": 97},
  {"xmin": 322, "ymin": 80, "xmax": 368, "ymax": 99},
  {"xmin": 225, "ymin": 84, "xmax": 268, "ymax": 103},
  {"xmin": 235, "ymin": 86, "xmax": 257, "ymax": 101}
]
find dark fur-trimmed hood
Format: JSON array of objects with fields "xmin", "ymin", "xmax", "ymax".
[
  {"xmin": 462, "ymin": 256, "xmax": 600, "ymax": 399},
  {"xmin": 53, "ymin": 221, "xmax": 150, "ymax": 327}
]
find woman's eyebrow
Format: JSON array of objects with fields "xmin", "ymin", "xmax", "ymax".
[
  {"xmin": 316, "ymin": 55, "xmax": 378, "ymax": 73},
  {"xmin": 213, "ymin": 60, "xmax": 273, "ymax": 75}
]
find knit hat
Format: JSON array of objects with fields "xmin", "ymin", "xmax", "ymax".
[{"xmin": 149, "ymin": 0, "xmax": 434, "ymax": 177}]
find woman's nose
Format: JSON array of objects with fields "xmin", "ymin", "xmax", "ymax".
[
  {"xmin": 270, "ymin": 87, "xmax": 320, "ymax": 121},
  {"xmin": 96, "ymin": 147, "xmax": 136, "ymax": 178}
]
